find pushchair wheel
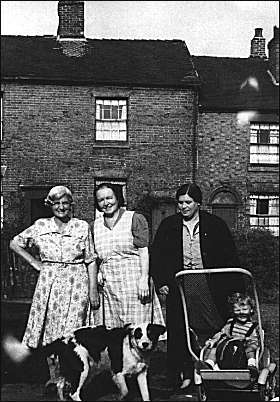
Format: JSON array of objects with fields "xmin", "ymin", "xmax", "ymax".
[
  {"xmin": 196, "ymin": 383, "xmax": 208, "ymax": 402},
  {"xmin": 259, "ymin": 373, "xmax": 277, "ymax": 401}
]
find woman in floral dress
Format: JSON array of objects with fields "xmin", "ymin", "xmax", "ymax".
[
  {"xmin": 10, "ymin": 185, "xmax": 99, "ymax": 387},
  {"xmin": 91, "ymin": 183, "xmax": 165, "ymax": 329}
]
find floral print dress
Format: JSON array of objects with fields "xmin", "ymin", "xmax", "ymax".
[{"xmin": 12, "ymin": 217, "xmax": 95, "ymax": 347}]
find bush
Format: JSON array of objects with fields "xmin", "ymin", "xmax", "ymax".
[{"xmin": 232, "ymin": 228, "xmax": 279, "ymax": 304}]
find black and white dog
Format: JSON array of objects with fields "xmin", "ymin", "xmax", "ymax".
[{"xmin": 3, "ymin": 322, "xmax": 166, "ymax": 401}]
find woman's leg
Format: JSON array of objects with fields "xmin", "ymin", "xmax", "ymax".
[{"xmin": 167, "ymin": 296, "xmax": 193, "ymax": 389}]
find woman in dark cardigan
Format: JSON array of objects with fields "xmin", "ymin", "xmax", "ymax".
[{"xmin": 150, "ymin": 183, "xmax": 243, "ymax": 390}]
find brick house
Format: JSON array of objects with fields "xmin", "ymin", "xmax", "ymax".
[
  {"xmin": 194, "ymin": 27, "xmax": 279, "ymax": 235},
  {"xmin": 1, "ymin": 0, "xmax": 200, "ymax": 243},
  {"xmin": 0, "ymin": 1, "xmax": 279, "ymax": 298}
]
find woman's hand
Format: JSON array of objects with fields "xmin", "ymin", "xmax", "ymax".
[
  {"xmin": 89, "ymin": 288, "xmax": 100, "ymax": 310},
  {"xmin": 97, "ymin": 271, "xmax": 104, "ymax": 287},
  {"xmin": 159, "ymin": 285, "xmax": 169, "ymax": 296},
  {"xmin": 137, "ymin": 275, "xmax": 150, "ymax": 301},
  {"xmin": 205, "ymin": 339, "xmax": 215, "ymax": 348}
]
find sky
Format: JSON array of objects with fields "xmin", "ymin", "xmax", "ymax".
[{"xmin": 1, "ymin": 1, "xmax": 279, "ymax": 57}]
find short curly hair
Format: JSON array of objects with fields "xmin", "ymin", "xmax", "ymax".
[
  {"xmin": 227, "ymin": 292, "xmax": 255, "ymax": 310},
  {"xmin": 44, "ymin": 185, "xmax": 73, "ymax": 207}
]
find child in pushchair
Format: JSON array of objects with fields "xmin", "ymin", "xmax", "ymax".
[
  {"xmin": 195, "ymin": 292, "xmax": 259, "ymax": 381},
  {"xmin": 175, "ymin": 268, "xmax": 277, "ymax": 402}
]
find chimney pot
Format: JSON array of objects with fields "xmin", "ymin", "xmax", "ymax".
[{"xmin": 255, "ymin": 28, "xmax": 263, "ymax": 37}]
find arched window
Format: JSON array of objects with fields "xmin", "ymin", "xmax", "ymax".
[{"xmin": 210, "ymin": 190, "xmax": 239, "ymax": 230}]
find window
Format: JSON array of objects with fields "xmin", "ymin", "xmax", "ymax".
[
  {"xmin": 95, "ymin": 99, "xmax": 127, "ymax": 142},
  {"xmin": 249, "ymin": 195, "xmax": 279, "ymax": 236},
  {"xmin": 94, "ymin": 179, "xmax": 127, "ymax": 218},
  {"xmin": 250, "ymin": 123, "xmax": 279, "ymax": 164}
]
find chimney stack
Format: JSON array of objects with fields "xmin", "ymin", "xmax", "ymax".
[
  {"xmin": 268, "ymin": 26, "xmax": 279, "ymax": 83},
  {"xmin": 250, "ymin": 28, "xmax": 266, "ymax": 58},
  {"xmin": 57, "ymin": 0, "xmax": 87, "ymax": 57},
  {"xmin": 57, "ymin": 0, "xmax": 85, "ymax": 39}
]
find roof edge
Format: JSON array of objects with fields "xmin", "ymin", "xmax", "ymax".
[
  {"xmin": 199, "ymin": 106, "xmax": 279, "ymax": 114},
  {"xmin": 1, "ymin": 76, "xmax": 201, "ymax": 88}
]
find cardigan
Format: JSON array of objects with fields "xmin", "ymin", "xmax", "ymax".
[{"xmin": 150, "ymin": 210, "xmax": 242, "ymax": 322}]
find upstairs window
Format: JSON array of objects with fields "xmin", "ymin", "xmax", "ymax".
[
  {"xmin": 249, "ymin": 194, "xmax": 279, "ymax": 236},
  {"xmin": 250, "ymin": 123, "xmax": 279, "ymax": 164},
  {"xmin": 95, "ymin": 99, "xmax": 127, "ymax": 142}
]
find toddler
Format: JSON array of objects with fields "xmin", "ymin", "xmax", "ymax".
[{"xmin": 196, "ymin": 292, "xmax": 259, "ymax": 380}]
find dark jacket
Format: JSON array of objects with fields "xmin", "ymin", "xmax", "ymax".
[
  {"xmin": 150, "ymin": 210, "xmax": 242, "ymax": 379},
  {"xmin": 150, "ymin": 210, "xmax": 239, "ymax": 289}
]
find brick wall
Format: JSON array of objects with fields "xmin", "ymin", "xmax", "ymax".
[
  {"xmin": 196, "ymin": 112, "xmax": 279, "ymax": 229},
  {"xmin": 1, "ymin": 82, "xmax": 196, "ymax": 232}
]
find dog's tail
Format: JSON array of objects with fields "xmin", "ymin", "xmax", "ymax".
[
  {"xmin": 3, "ymin": 334, "xmax": 65, "ymax": 364},
  {"xmin": 3, "ymin": 335, "xmax": 32, "ymax": 363}
]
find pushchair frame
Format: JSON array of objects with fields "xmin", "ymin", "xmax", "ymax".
[{"xmin": 175, "ymin": 267, "xmax": 277, "ymax": 401}]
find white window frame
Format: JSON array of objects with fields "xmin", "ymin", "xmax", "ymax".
[
  {"xmin": 94, "ymin": 179, "xmax": 127, "ymax": 219},
  {"xmin": 95, "ymin": 99, "xmax": 127, "ymax": 142},
  {"xmin": 250, "ymin": 122, "xmax": 279, "ymax": 164},
  {"xmin": 249, "ymin": 194, "xmax": 279, "ymax": 236}
]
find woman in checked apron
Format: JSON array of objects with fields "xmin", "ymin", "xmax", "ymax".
[{"xmin": 91, "ymin": 182, "xmax": 165, "ymax": 329}]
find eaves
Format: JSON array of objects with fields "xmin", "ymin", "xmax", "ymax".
[{"xmin": 1, "ymin": 76, "xmax": 201, "ymax": 89}]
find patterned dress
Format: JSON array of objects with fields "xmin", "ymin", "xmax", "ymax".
[
  {"xmin": 12, "ymin": 217, "xmax": 95, "ymax": 347},
  {"xmin": 91, "ymin": 210, "xmax": 165, "ymax": 328}
]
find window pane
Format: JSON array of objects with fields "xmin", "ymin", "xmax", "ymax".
[
  {"xmin": 256, "ymin": 199, "xmax": 269, "ymax": 214},
  {"xmin": 258, "ymin": 130, "xmax": 270, "ymax": 144},
  {"xmin": 103, "ymin": 107, "xmax": 111, "ymax": 120},
  {"xmin": 112, "ymin": 105, "xmax": 119, "ymax": 120}
]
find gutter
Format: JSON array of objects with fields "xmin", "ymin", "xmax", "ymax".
[{"xmin": 1, "ymin": 76, "xmax": 201, "ymax": 89}]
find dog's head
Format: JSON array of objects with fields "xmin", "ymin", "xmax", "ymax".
[{"xmin": 128, "ymin": 323, "xmax": 166, "ymax": 353}]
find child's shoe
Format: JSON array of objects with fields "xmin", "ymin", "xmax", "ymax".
[{"xmin": 248, "ymin": 365, "xmax": 258, "ymax": 382}]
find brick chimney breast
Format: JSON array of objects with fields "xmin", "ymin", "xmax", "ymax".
[
  {"xmin": 250, "ymin": 27, "xmax": 267, "ymax": 58},
  {"xmin": 57, "ymin": 0, "xmax": 85, "ymax": 39},
  {"xmin": 268, "ymin": 26, "xmax": 279, "ymax": 83}
]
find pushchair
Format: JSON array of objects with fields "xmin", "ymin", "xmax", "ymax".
[{"xmin": 175, "ymin": 268, "xmax": 277, "ymax": 401}]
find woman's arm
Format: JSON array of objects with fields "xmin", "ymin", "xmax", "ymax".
[
  {"xmin": 138, "ymin": 246, "xmax": 150, "ymax": 301},
  {"xmin": 87, "ymin": 260, "xmax": 100, "ymax": 310},
  {"xmin": 10, "ymin": 239, "xmax": 43, "ymax": 272}
]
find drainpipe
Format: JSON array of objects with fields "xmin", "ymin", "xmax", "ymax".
[{"xmin": 191, "ymin": 90, "xmax": 199, "ymax": 182}]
